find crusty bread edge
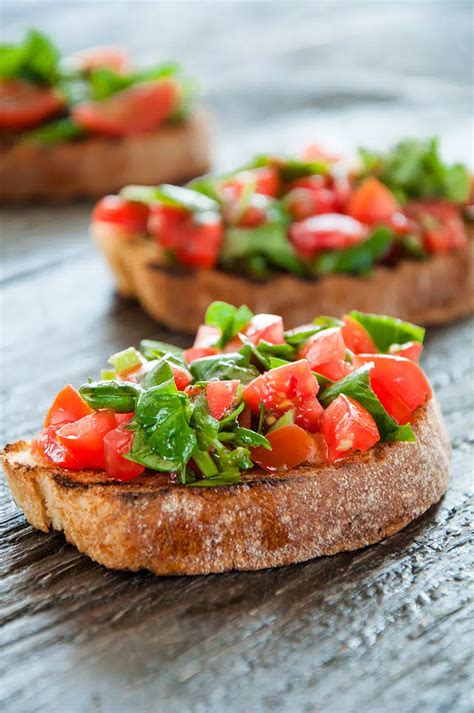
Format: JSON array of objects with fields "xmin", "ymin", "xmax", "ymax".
[
  {"xmin": 1, "ymin": 399, "xmax": 451, "ymax": 575},
  {"xmin": 93, "ymin": 223, "xmax": 474, "ymax": 331}
]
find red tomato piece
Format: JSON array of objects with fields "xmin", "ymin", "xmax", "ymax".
[
  {"xmin": 405, "ymin": 200, "xmax": 467, "ymax": 253},
  {"xmin": 72, "ymin": 79, "xmax": 178, "ymax": 137},
  {"xmin": 320, "ymin": 394, "xmax": 379, "ymax": 463},
  {"xmin": 103, "ymin": 426, "xmax": 145, "ymax": 481},
  {"xmin": 298, "ymin": 327, "xmax": 348, "ymax": 381},
  {"xmin": 389, "ymin": 341, "xmax": 423, "ymax": 362},
  {"xmin": 243, "ymin": 314, "xmax": 285, "ymax": 345},
  {"xmin": 347, "ymin": 177, "xmax": 399, "ymax": 226},
  {"xmin": 285, "ymin": 175, "xmax": 337, "ymax": 220},
  {"xmin": 92, "ymin": 195, "xmax": 150, "ymax": 236},
  {"xmin": 171, "ymin": 364, "xmax": 192, "ymax": 391},
  {"xmin": 32, "ymin": 426, "xmax": 83, "ymax": 469},
  {"xmin": 183, "ymin": 347, "xmax": 218, "ymax": 363},
  {"xmin": 74, "ymin": 46, "xmax": 131, "ymax": 74},
  {"xmin": 0, "ymin": 79, "xmax": 64, "ymax": 131},
  {"xmin": 221, "ymin": 166, "xmax": 280, "ymax": 199},
  {"xmin": 225, "ymin": 193, "xmax": 270, "ymax": 228},
  {"xmin": 243, "ymin": 360, "xmax": 323, "ymax": 432},
  {"xmin": 44, "ymin": 385, "xmax": 94, "ymax": 427},
  {"xmin": 353, "ymin": 354, "xmax": 432, "ymax": 423},
  {"xmin": 251, "ymin": 424, "xmax": 316, "ymax": 471},
  {"xmin": 206, "ymin": 380, "xmax": 240, "ymax": 420},
  {"xmin": 289, "ymin": 213, "xmax": 368, "ymax": 259},
  {"xmin": 193, "ymin": 324, "xmax": 220, "ymax": 349},
  {"xmin": 56, "ymin": 410, "xmax": 117, "ymax": 469},
  {"xmin": 341, "ymin": 315, "xmax": 378, "ymax": 354},
  {"xmin": 114, "ymin": 412, "xmax": 134, "ymax": 425},
  {"xmin": 149, "ymin": 203, "xmax": 223, "ymax": 269},
  {"xmin": 302, "ymin": 143, "xmax": 341, "ymax": 164}
]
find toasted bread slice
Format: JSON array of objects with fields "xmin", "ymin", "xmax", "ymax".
[
  {"xmin": 0, "ymin": 107, "xmax": 211, "ymax": 203},
  {"xmin": 1, "ymin": 399, "xmax": 450, "ymax": 575},
  {"xmin": 93, "ymin": 222, "xmax": 474, "ymax": 331}
]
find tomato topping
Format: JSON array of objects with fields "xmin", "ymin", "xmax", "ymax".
[
  {"xmin": 389, "ymin": 341, "xmax": 423, "ymax": 362},
  {"xmin": 206, "ymin": 380, "xmax": 240, "ymax": 420},
  {"xmin": 221, "ymin": 166, "xmax": 280, "ymax": 199},
  {"xmin": 149, "ymin": 203, "xmax": 223, "ymax": 269},
  {"xmin": 341, "ymin": 315, "xmax": 378, "ymax": 354},
  {"xmin": 114, "ymin": 412, "xmax": 134, "ymax": 425},
  {"xmin": 171, "ymin": 364, "xmax": 192, "ymax": 391},
  {"xmin": 251, "ymin": 424, "xmax": 316, "ymax": 471},
  {"xmin": 353, "ymin": 354, "xmax": 432, "ymax": 423},
  {"xmin": 32, "ymin": 426, "xmax": 83, "ymax": 469},
  {"xmin": 72, "ymin": 79, "xmax": 178, "ymax": 137},
  {"xmin": 289, "ymin": 213, "xmax": 368, "ymax": 259},
  {"xmin": 347, "ymin": 177, "xmax": 399, "ymax": 226},
  {"xmin": 243, "ymin": 314, "xmax": 285, "ymax": 345},
  {"xmin": 193, "ymin": 324, "xmax": 220, "ymax": 349},
  {"xmin": 302, "ymin": 143, "xmax": 341, "ymax": 164},
  {"xmin": 243, "ymin": 360, "xmax": 323, "ymax": 432},
  {"xmin": 298, "ymin": 327, "xmax": 349, "ymax": 381},
  {"xmin": 405, "ymin": 200, "xmax": 467, "ymax": 253},
  {"xmin": 74, "ymin": 46, "xmax": 131, "ymax": 74},
  {"xmin": 92, "ymin": 195, "xmax": 149, "ymax": 236},
  {"xmin": 183, "ymin": 347, "xmax": 218, "ymax": 363},
  {"xmin": 224, "ymin": 192, "xmax": 270, "ymax": 228},
  {"xmin": 56, "ymin": 410, "xmax": 117, "ymax": 469},
  {"xmin": 44, "ymin": 385, "xmax": 94, "ymax": 427},
  {"xmin": 321, "ymin": 394, "xmax": 379, "ymax": 463},
  {"xmin": 285, "ymin": 175, "xmax": 337, "ymax": 220},
  {"xmin": 0, "ymin": 79, "xmax": 63, "ymax": 131},
  {"xmin": 103, "ymin": 426, "xmax": 145, "ymax": 481}
]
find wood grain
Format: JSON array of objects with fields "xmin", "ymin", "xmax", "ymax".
[{"xmin": 1, "ymin": 2, "xmax": 473, "ymax": 712}]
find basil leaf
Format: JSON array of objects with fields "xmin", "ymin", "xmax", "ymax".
[
  {"xmin": 140, "ymin": 339, "xmax": 184, "ymax": 360},
  {"xmin": 79, "ymin": 380, "xmax": 140, "ymax": 412},
  {"xmin": 140, "ymin": 359, "xmax": 174, "ymax": 389},
  {"xmin": 88, "ymin": 68, "xmax": 131, "ymax": 101},
  {"xmin": 268, "ymin": 356, "xmax": 291, "ymax": 369},
  {"xmin": 192, "ymin": 448, "xmax": 218, "ymax": 478},
  {"xmin": 313, "ymin": 227, "xmax": 393, "ymax": 276},
  {"xmin": 218, "ymin": 401, "xmax": 246, "ymax": 429},
  {"xmin": 349, "ymin": 311, "xmax": 425, "ymax": 352},
  {"xmin": 190, "ymin": 394, "xmax": 219, "ymax": 450},
  {"xmin": 320, "ymin": 364, "xmax": 415, "ymax": 442},
  {"xmin": 121, "ymin": 184, "xmax": 219, "ymax": 213},
  {"xmin": 1, "ymin": 31, "xmax": 61, "ymax": 85},
  {"xmin": 188, "ymin": 474, "xmax": 241, "ymax": 487},
  {"xmin": 241, "ymin": 154, "xmax": 329, "ymax": 181},
  {"xmin": 284, "ymin": 325, "xmax": 326, "ymax": 346},
  {"xmin": 205, "ymin": 301, "xmax": 253, "ymax": 348},
  {"xmin": 23, "ymin": 118, "xmax": 85, "ymax": 145},
  {"xmin": 190, "ymin": 353, "xmax": 259, "ymax": 384},
  {"xmin": 233, "ymin": 427, "xmax": 271, "ymax": 449}
]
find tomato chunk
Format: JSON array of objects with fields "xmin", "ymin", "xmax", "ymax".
[
  {"xmin": 103, "ymin": 426, "xmax": 145, "ymax": 481},
  {"xmin": 298, "ymin": 327, "xmax": 348, "ymax": 381},
  {"xmin": 221, "ymin": 166, "xmax": 280, "ymax": 199},
  {"xmin": 56, "ymin": 410, "xmax": 117, "ymax": 469},
  {"xmin": 321, "ymin": 394, "xmax": 379, "ymax": 463},
  {"xmin": 74, "ymin": 46, "xmax": 131, "ymax": 74},
  {"xmin": 184, "ymin": 347, "xmax": 217, "ymax": 363},
  {"xmin": 251, "ymin": 424, "xmax": 316, "ymax": 471},
  {"xmin": 92, "ymin": 195, "xmax": 150, "ymax": 236},
  {"xmin": 171, "ymin": 364, "xmax": 192, "ymax": 391},
  {"xmin": 72, "ymin": 79, "xmax": 178, "ymax": 137},
  {"xmin": 243, "ymin": 360, "xmax": 323, "ymax": 432},
  {"xmin": 44, "ymin": 385, "xmax": 94, "ymax": 427},
  {"xmin": 285, "ymin": 175, "xmax": 337, "ymax": 220},
  {"xmin": 347, "ymin": 177, "xmax": 399, "ymax": 226},
  {"xmin": 0, "ymin": 79, "xmax": 63, "ymax": 131},
  {"xmin": 289, "ymin": 213, "xmax": 368, "ymax": 259},
  {"xmin": 32, "ymin": 426, "xmax": 83, "ymax": 469},
  {"xmin": 243, "ymin": 314, "xmax": 284, "ymax": 346},
  {"xmin": 405, "ymin": 200, "xmax": 467, "ymax": 253},
  {"xmin": 389, "ymin": 341, "xmax": 423, "ymax": 362},
  {"xmin": 353, "ymin": 354, "xmax": 432, "ymax": 423},
  {"xmin": 206, "ymin": 380, "xmax": 240, "ymax": 420},
  {"xmin": 341, "ymin": 315, "xmax": 378, "ymax": 354}
]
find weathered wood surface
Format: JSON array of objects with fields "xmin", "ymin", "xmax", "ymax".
[{"xmin": 1, "ymin": 3, "xmax": 473, "ymax": 712}]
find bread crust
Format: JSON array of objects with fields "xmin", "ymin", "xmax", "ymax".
[
  {"xmin": 1, "ymin": 399, "xmax": 450, "ymax": 575},
  {"xmin": 93, "ymin": 223, "xmax": 474, "ymax": 331},
  {"xmin": 0, "ymin": 107, "xmax": 211, "ymax": 203}
]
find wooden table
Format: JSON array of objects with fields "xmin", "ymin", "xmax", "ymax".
[{"xmin": 1, "ymin": 3, "xmax": 473, "ymax": 711}]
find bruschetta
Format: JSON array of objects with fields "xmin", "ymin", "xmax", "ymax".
[
  {"xmin": 2, "ymin": 302, "xmax": 450, "ymax": 575},
  {"xmin": 0, "ymin": 31, "xmax": 210, "ymax": 202},
  {"xmin": 91, "ymin": 137, "xmax": 473, "ymax": 330}
]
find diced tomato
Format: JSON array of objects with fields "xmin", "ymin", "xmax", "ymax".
[
  {"xmin": 103, "ymin": 426, "xmax": 145, "ymax": 481},
  {"xmin": 193, "ymin": 324, "xmax": 220, "ymax": 348},
  {"xmin": 302, "ymin": 143, "xmax": 341, "ymax": 164},
  {"xmin": 289, "ymin": 213, "xmax": 368, "ymax": 259},
  {"xmin": 74, "ymin": 46, "xmax": 131, "ymax": 74},
  {"xmin": 251, "ymin": 424, "xmax": 316, "ymax": 471},
  {"xmin": 32, "ymin": 426, "xmax": 83, "ymax": 469},
  {"xmin": 224, "ymin": 192, "xmax": 270, "ymax": 228},
  {"xmin": 308, "ymin": 432, "xmax": 329, "ymax": 465},
  {"xmin": 56, "ymin": 410, "xmax": 118, "ymax": 469},
  {"xmin": 114, "ymin": 412, "xmax": 134, "ymax": 425},
  {"xmin": 353, "ymin": 354, "xmax": 432, "ymax": 424},
  {"xmin": 184, "ymin": 347, "xmax": 218, "ymax": 363},
  {"xmin": 243, "ymin": 314, "xmax": 284, "ymax": 345},
  {"xmin": 238, "ymin": 405, "xmax": 253, "ymax": 429},
  {"xmin": 72, "ymin": 79, "xmax": 179, "ymax": 137},
  {"xmin": 206, "ymin": 380, "xmax": 240, "ymax": 420},
  {"xmin": 330, "ymin": 174, "xmax": 352, "ymax": 211},
  {"xmin": 285, "ymin": 175, "xmax": 337, "ymax": 220},
  {"xmin": 149, "ymin": 203, "xmax": 223, "ymax": 269},
  {"xmin": 320, "ymin": 394, "xmax": 379, "ymax": 463},
  {"xmin": 221, "ymin": 166, "xmax": 280, "ymax": 199},
  {"xmin": 387, "ymin": 212, "xmax": 416, "ymax": 236},
  {"xmin": 298, "ymin": 327, "xmax": 348, "ymax": 381},
  {"xmin": 405, "ymin": 200, "xmax": 467, "ymax": 253},
  {"xmin": 243, "ymin": 360, "xmax": 323, "ymax": 432},
  {"xmin": 44, "ymin": 385, "xmax": 94, "ymax": 427},
  {"xmin": 389, "ymin": 341, "xmax": 423, "ymax": 362},
  {"xmin": 347, "ymin": 177, "xmax": 399, "ymax": 226},
  {"xmin": 92, "ymin": 195, "xmax": 150, "ymax": 236},
  {"xmin": 341, "ymin": 315, "xmax": 378, "ymax": 354},
  {"xmin": 0, "ymin": 79, "xmax": 64, "ymax": 131},
  {"xmin": 171, "ymin": 364, "xmax": 192, "ymax": 391}
]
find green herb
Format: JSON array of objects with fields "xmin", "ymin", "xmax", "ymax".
[
  {"xmin": 79, "ymin": 380, "xmax": 141, "ymax": 412},
  {"xmin": 88, "ymin": 67, "xmax": 131, "ymax": 101},
  {"xmin": 268, "ymin": 408, "xmax": 295, "ymax": 432},
  {"xmin": 189, "ymin": 352, "xmax": 258, "ymax": 385},
  {"xmin": 121, "ymin": 183, "xmax": 219, "ymax": 213},
  {"xmin": 190, "ymin": 394, "xmax": 219, "ymax": 450},
  {"xmin": 140, "ymin": 359, "xmax": 174, "ymax": 389},
  {"xmin": 24, "ymin": 118, "xmax": 85, "ymax": 145},
  {"xmin": 232, "ymin": 427, "xmax": 271, "ymax": 449},
  {"xmin": 0, "ymin": 30, "xmax": 60, "ymax": 85},
  {"xmin": 313, "ymin": 227, "xmax": 393, "ymax": 276},
  {"xmin": 191, "ymin": 448, "xmax": 218, "ymax": 478},
  {"xmin": 140, "ymin": 339, "xmax": 184, "ymax": 360},
  {"xmin": 242, "ymin": 153, "xmax": 330, "ymax": 181},
  {"xmin": 108, "ymin": 346, "xmax": 143, "ymax": 374},
  {"xmin": 320, "ymin": 364, "xmax": 415, "ymax": 442},
  {"xmin": 218, "ymin": 401, "xmax": 246, "ymax": 429},
  {"xmin": 205, "ymin": 301, "xmax": 253, "ymax": 348},
  {"xmin": 349, "ymin": 311, "xmax": 425, "ymax": 352}
]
